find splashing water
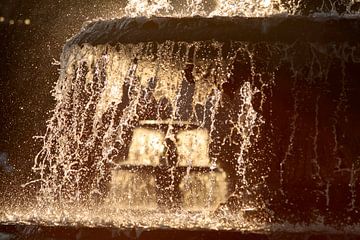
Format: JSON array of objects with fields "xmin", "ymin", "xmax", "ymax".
[
  {"xmin": 3, "ymin": 39, "xmax": 264, "ymax": 230},
  {"xmin": 123, "ymin": 0, "xmax": 360, "ymax": 17},
  {"xmin": 5, "ymin": 16, "xmax": 357, "ymax": 230},
  {"xmin": 1, "ymin": 1, "xmax": 360, "ymax": 235},
  {"xmin": 210, "ymin": 0, "xmax": 277, "ymax": 17},
  {"xmin": 32, "ymin": 40, "xmax": 265, "ymax": 209},
  {"xmin": 124, "ymin": 0, "xmax": 280, "ymax": 17},
  {"xmin": 125, "ymin": 0, "xmax": 174, "ymax": 17}
]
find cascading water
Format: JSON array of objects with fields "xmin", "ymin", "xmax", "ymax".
[
  {"xmin": 1, "ymin": 0, "xmax": 360, "ymax": 238},
  {"xmin": 24, "ymin": 38, "xmax": 267, "ymax": 228}
]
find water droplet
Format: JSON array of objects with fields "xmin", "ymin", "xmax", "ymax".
[{"xmin": 263, "ymin": 0, "xmax": 271, "ymax": 7}]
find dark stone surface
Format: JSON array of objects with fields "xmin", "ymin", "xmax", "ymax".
[
  {"xmin": 1, "ymin": 224, "xmax": 360, "ymax": 240},
  {"xmin": 66, "ymin": 16, "xmax": 360, "ymax": 48},
  {"xmin": 0, "ymin": 224, "xmax": 268, "ymax": 240}
]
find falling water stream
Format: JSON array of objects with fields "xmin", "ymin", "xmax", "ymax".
[
  {"xmin": 1, "ymin": 0, "xmax": 360, "ymax": 237},
  {"xmin": 16, "ymin": 40, "xmax": 266, "ymax": 230}
]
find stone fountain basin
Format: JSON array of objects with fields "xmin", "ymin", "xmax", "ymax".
[
  {"xmin": 58, "ymin": 16, "xmax": 360, "ymax": 223},
  {"xmin": 66, "ymin": 16, "xmax": 360, "ymax": 48},
  {"xmin": 1, "ymin": 223, "xmax": 360, "ymax": 240}
]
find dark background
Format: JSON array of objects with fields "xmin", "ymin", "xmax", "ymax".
[
  {"xmin": 0, "ymin": 0, "xmax": 129, "ymax": 204},
  {"xmin": 0, "ymin": 0, "xmax": 358, "ymax": 205}
]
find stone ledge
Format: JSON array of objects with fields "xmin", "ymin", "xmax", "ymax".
[{"xmin": 65, "ymin": 16, "xmax": 360, "ymax": 49}]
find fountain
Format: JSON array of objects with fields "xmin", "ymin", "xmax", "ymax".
[
  {"xmin": 28, "ymin": 14, "xmax": 360, "ymax": 223},
  {"xmin": 1, "ymin": 0, "xmax": 360, "ymax": 239}
]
